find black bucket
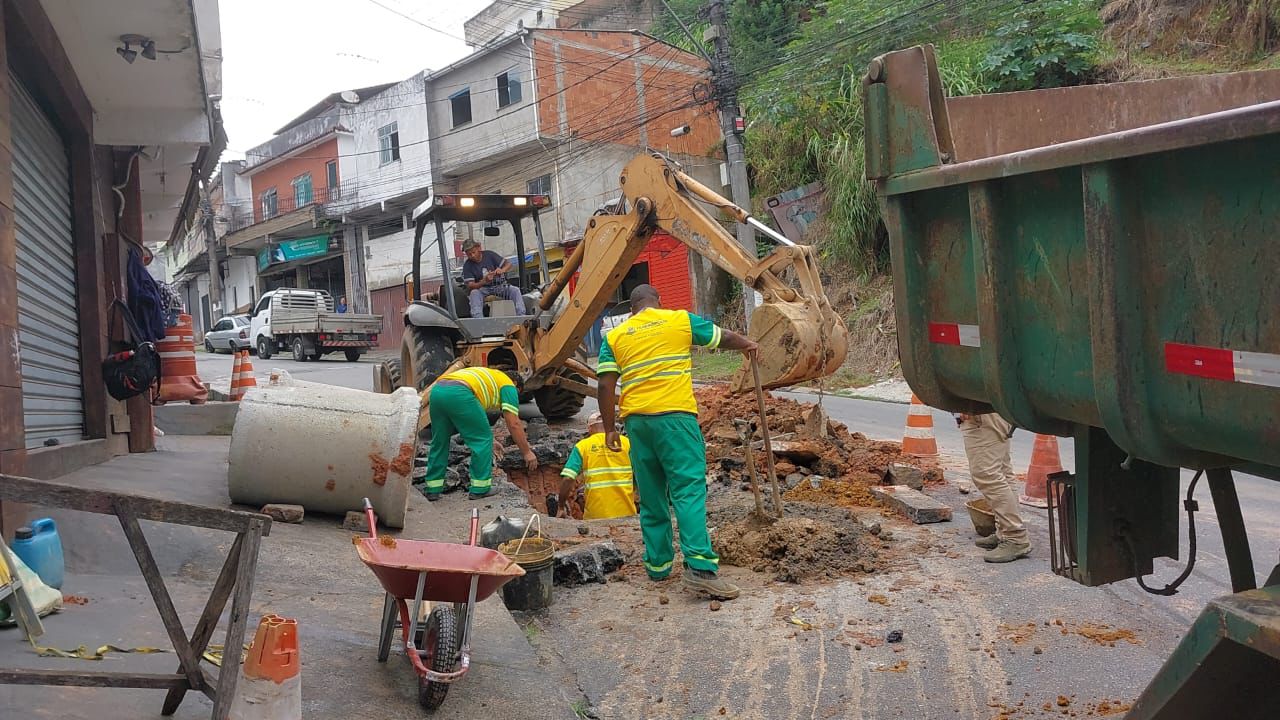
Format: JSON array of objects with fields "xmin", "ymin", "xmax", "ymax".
[{"xmin": 498, "ymin": 536, "xmax": 555, "ymax": 612}]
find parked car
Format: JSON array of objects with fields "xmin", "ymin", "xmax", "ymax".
[{"xmin": 204, "ymin": 315, "xmax": 251, "ymax": 354}]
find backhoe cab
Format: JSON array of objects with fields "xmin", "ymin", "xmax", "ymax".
[{"xmin": 392, "ymin": 191, "xmax": 590, "ymax": 420}]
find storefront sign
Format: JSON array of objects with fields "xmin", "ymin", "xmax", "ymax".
[{"xmin": 257, "ymin": 235, "xmax": 331, "ymax": 271}]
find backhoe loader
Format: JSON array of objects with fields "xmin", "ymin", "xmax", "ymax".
[{"xmin": 373, "ymin": 152, "xmax": 848, "ymax": 422}]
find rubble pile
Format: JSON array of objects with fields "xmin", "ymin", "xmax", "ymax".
[
  {"xmin": 695, "ymin": 386, "xmax": 942, "ymax": 511},
  {"xmin": 711, "ymin": 502, "xmax": 881, "ymax": 582}
]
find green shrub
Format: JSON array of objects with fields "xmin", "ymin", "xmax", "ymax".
[{"xmin": 980, "ymin": 0, "xmax": 1103, "ymax": 91}]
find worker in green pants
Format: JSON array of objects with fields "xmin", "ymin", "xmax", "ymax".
[
  {"xmin": 598, "ymin": 285, "xmax": 757, "ymax": 600},
  {"xmin": 423, "ymin": 366, "xmax": 537, "ymax": 500}
]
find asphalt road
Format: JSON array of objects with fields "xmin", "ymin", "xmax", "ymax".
[
  {"xmin": 195, "ymin": 347, "xmax": 385, "ymax": 393},
  {"xmin": 195, "ymin": 352, "xmax": 1279, "ymax": 716}
]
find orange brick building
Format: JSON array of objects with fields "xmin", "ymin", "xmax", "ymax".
[{"xmin": 424, "ymin": 28, "xmax": 725, "ymax": 314}]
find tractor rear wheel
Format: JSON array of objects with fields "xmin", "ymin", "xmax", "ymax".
[{"xmin": 402, "ymin": 326, "xmax": 456, "ymax": 392}]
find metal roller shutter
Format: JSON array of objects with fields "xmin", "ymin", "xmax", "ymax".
[{"xmin": 11, "ymin": 76, "xmax": 84, "ymax": 448}]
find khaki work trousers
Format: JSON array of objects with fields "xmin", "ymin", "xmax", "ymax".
[{"xmin": 958, "ymin": 413, "xmax": 1028, "ymax": 544}]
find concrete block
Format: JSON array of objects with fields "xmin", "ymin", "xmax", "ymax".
[
  {"xmin": 342, "ymin": 511, "xmax": 370, "ymax": 532},
  {"xmin": 884, "ymin": 463, "xmax": 925, "ymax": 491},
  {"xmin": 154, "ymin": 401, "xmax": 238, "ymax": 436},
  {"xmin": 871, "ymin": 485, "xmax": 952, "ymax": 524},
  {"xmin": 262, "ymin": 504, "xmax": 305, "ymax": 524}
]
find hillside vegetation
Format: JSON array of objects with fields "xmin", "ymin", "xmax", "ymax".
[{"xmin": 656, "ymin": 0, "xmax": 1280, "ymax": 384}]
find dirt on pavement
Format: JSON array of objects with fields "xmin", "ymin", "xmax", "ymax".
[{"xmin": 710, "ymin": 501, "xmax": 881, "ymax": 583}]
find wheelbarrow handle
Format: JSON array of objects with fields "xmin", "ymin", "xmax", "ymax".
[{"xmin": 362, "ymin": 497, "xmax": 378, "ymax": 540}]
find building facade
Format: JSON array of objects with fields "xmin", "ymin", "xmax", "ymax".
[
  {"xmin": 331, "ymin": 72, "xmax": 440, "ymax": 319},
  {"xmin": 425, "ymin": 27, "xmax": 723, "ymax": 312},
  {"xmin": 0, "ymin": 0, "xmax": 224, "ymax": 534}
]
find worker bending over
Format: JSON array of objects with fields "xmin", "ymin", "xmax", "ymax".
[
  {"xmin": 598, "ymin": 284, "xmax": 757, "ymax": 600},
  {"xmin": 423, "ymin": 366, "xmax": 537, "ymax": 500},
  {"xmin": 556, "ymin": 412, "xmax": 637, "ymax": 520}
]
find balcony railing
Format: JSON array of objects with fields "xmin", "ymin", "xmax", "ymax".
[{"xmin": 222, "ymin": 184, "xmax": 349, "ymax": 234}]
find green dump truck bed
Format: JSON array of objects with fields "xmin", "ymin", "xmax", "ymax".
[
  {"xmin": 864, "ymin": 46, "xmax": 1280, "ymax": 720},
  {"xmin": 864, "ymin": 46, "xmax": 1280, "ymax": 475}
]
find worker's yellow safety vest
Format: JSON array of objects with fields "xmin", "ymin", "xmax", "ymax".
[
  {"xmin": 575, "ymin": 434, "xmax": 636, "ymax": 520},
  {"xmin": 439, "ymin": 367, "xmax": 518, "ymax": 414},
  {"xmin": 603, "ymin": 308, "xmax": 713, "ymax": 417}
]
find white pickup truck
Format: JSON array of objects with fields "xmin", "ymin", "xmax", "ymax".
[{"xmin": 249, "ymin": 289, "xmax": 383, "ymax": 362}]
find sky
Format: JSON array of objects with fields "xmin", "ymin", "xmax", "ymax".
[{"xmin": 219, "ymin": 0, "xmax": 493, "ymax": 158}]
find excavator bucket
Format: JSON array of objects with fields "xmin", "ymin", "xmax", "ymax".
[
  {"xmin": 730, "ymin": 295, "xmax": 849, "ymax": 392},
  {"xmin": 727, "ymin": 245, "xmax": 849, "ymax": 392}
]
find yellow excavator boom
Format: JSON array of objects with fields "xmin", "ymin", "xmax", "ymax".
[{"xmin": 533, "ymin": 153, "xmax": 848, "ymax": 392}]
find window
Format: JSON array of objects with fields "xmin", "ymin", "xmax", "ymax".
[
  {"xmin": 325, "ymin": 160, "xmax": 339, "ymax": 199},
  {"xmin": 292, "ymin": 173, "xmax": 313, "ymax": 208},
  {"xmin": 377, "ymin": 122, "xmax": 400, "ymax": 165},
  {"xmin": 260, "ymin": 188, "xmax": 278, "ymax": 219},
  {"xmin": 497, "ymin": 71, "xmax": 522, "ymax": 108},
  {"xmin": 253, "ymin": 295, "xmax": 271, "ymax": 317},
  {"xmin": 212, "ymin": 319, "xmax": 232, "ymax": 332},
  {"xmin": 450, "ymin": 88, "xmax": 472, "ymax": 127},
  {"xmin": 234, "ymin": 316, "xmax": 250, "ymax": 327},
  {"xmin": 526, "ymin": 174, "xmax": 552, "ymax": 202}
]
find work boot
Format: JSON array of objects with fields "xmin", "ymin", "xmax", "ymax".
[
  {"xmin": 974, "ymin": 534, "xmax": 999, "ymax": 550},
  {"xmin": 468, "ymin": 489, "xmax": 494, "ymax": 500},
  {"xmin": 683, "ymin": 569, "xmax": 740, "ymax": 600},
  {"xmin": 425, "ymin": 493, "xmax": 441, "ymax": 502},
  {"xmin": 984, "ymin": 539, "xmax": 1031, "ymax": 563}
]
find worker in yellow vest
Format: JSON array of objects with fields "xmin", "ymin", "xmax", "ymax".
[
  {"xmin": 599, "ymin": 284, "xmax": 757, "ymax": 601},
  {"xmin": 423, "ymin": 366, "xmax": 537, "ymax": 500},
  {"xmin": 556, "ymin": 412, "xmax": 637, "ymax": 520}
]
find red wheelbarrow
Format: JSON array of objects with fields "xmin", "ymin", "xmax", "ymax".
[{"xmin": 355, "ymin": 498, "xmax": 524, "ymax": 710}]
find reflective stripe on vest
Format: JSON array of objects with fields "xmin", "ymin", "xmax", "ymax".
[
  {"xmin": 606, "ymin": 309, "xmax": 698, "ymax": 417},
  {"xmin": 440, "ymin": 367, "xmax": 512, "ymax": 412}
]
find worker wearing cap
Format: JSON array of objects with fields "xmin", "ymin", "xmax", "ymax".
[
  {"xmin": 556, "ymin": 412, "xmax": 637, "ymax": 520},
  {"xmin": 423, "ymin": 366, "xmax": 538, "ymax": 500},
  {"xmin": 598, "ymin": 284, "xmax": 757, "ymax": 601},
  {"xmin": 461, "ymin": 239, "xmax": 526, "ymax": 317}
]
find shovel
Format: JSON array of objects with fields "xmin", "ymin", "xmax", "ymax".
[{"xmin": 749, "ymin": 352, "xmax": 785, "ymax": 519}]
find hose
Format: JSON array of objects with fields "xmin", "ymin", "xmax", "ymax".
[{"xmin": 1121, "ymin": 469, "xmax": 1202, "ymax": 596}]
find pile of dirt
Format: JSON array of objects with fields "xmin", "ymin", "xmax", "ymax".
[
  {"xmin": 710, "ymin": 501, "xmax": 881, "ymax": 583},
  {"xmin": 696, "ymin": 386, "xmax": 940, "ymax": 512}
]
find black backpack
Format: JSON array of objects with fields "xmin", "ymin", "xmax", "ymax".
[{"xmin": 102, "ymin": 299, "xmax": 162, "ymax": 402}]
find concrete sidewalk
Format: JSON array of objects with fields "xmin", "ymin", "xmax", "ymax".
[{"xmin": 0, "ymin": 435, "xmax": 582, "ymax": 719}]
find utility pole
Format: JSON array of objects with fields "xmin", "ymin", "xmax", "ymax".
[
  {"xmin": 199, "ymin": 182, "xmax": 222, "ymax": 322},
  {"xmin": 706, "ymin": 0, "xmax": 756, "ymax": 324}
]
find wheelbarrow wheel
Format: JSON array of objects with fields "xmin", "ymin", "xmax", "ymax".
[
  {"xmin": 376, "ymin": 593, "xmax": 396, "ymax": 663},
  {"xmin": 416, "ymin": 605, "xmax": 459, "ymax": 711}
]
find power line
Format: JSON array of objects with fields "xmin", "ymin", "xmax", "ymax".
[{"xmin": 231, "ymin": 36, "xmax": 683, "ymax": 163}]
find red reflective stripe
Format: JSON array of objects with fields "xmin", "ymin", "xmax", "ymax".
[
  {"xmin": 929, "ymin": 322, "xmax": 960, "ymax": 346},
  {"xmin": 1164, "ymin": 342, "xmax": 1234, "ymax": 382}
]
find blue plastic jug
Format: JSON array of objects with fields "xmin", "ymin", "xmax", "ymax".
[{"xmin": 11, "ymin": 518, "xmax": 64, "ymax": 590}]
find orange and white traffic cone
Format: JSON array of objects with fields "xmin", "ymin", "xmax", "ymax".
[
  {"xmin": 229, "ymin": 351, "xmax": 244, "ymax": 401},
  {"xmin": 157, "ymin": 314, "xmax": 207, "ymax": 404},
  {"xmin": 229, "ymin": 614, "xmax": 301, "ymax": 720},
  {"xmin": 238, "ymin": 350, "xmax": 258, "ymax": 394},
  {"xmin": 902, "ymin": 394, "xmax": 939, "ymax": 457},
  {"xmin": 1019, "ymin": 434, "xmax": 1062, "ymax": 508}
]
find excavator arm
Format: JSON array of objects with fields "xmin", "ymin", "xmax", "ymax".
[{"xmin": 532, "ymin": 153, "xmax": 848, "ymax": 392}]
